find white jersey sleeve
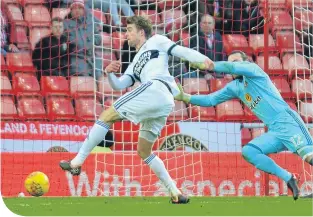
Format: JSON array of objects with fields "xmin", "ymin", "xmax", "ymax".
[
  {"xmin": 153, "ymin": 34, "xmax": 177, "ymax": 56},
  {"xmin": 124, "ymin": 62, "xmax": 137, "ymax": 86}
]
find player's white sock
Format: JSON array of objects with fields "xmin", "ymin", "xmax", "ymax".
[
  {"xmin": 71, "ymin": 120, "xmax": 110, "ymax": 167},
  {"xmin": 144, "ymin": 153, "xmax": 181, "ymax": 196}
]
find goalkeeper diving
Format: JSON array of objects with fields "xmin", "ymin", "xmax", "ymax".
[{"xmin": 176, "ymin": 51, "xmax": 313, "ymax": 200}]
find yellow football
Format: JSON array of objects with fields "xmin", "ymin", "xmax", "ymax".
[{"xmin": 24, "ymin": 171, "xmax": 50, "ymax": 197}]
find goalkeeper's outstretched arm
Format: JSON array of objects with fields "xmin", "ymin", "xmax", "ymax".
[{"xmin": 175, "ymin": 83, "xmax": 237, "ymax": 106}]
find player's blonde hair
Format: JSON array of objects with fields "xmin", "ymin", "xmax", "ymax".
[{"xmin": 126, "ymin": 16, "xmax": 152, "ymax": 38}]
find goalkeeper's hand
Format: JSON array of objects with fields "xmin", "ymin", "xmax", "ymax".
[{"xmin": 174, "ymin": 83, "xmax": 191, "ymax": 104}]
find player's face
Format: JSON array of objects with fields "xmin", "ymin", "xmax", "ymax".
[
  {"xmin": 51, "ymin": 21, "xmax": 64, "ymax": 37},
  {"xmin": 200, "ymin": 15, "xmax": 214, "ymax": 34},
  {"xmin": 71, "ymin": 5, "xmax": 84, "ymax": 19},
  {"xmin": 126, "ymin": 24, "xmax": 141, "ymax": 48},
  {"xmin": 228, "ymin": 53, "xmax": 243, "ymax": 79}
]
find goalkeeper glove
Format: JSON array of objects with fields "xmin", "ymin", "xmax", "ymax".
[{"xmin": 174, "ymin": 83, "xmax": 191, "ymax": 104}]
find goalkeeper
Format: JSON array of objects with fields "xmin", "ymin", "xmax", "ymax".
[{"xmin": 176, "ymin": 51, "xmax": 313, "ymax": 200}]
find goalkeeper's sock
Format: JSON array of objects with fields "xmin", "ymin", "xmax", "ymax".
[
  {"xmin": 145, "ymin": 154, "xmax": 181, "ymax": 196},
  {"xmin": 71, "ymin": 120, "xmax": 110, "ymax": 167},
  {"xmin": 242, "ymin": 144, "xmax": 292, "ymax": 182}
]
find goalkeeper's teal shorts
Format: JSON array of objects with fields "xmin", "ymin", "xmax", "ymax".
[{"xmin": 249, "ymin": 109, "xmax": 313, "ymax": 159}]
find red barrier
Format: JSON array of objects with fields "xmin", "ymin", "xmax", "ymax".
[{"xmin": 2, "ymin": 152, "xmax": 311, "ymax": 197}]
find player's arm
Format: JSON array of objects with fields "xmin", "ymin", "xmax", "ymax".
[
  {"xmin": 175, "ymin": 82, "xmax": 237, "ymax": 106},
  {"xmin": 156, "ymin": 35, "xmax": 211, "ymax": 66},
  {"xmin": 104, "ymin": 61, "xmax": 134, "ymax": 90},
  {"xmin": 213, "ymin": 61, "xmax": 263, "ymax": 77}
]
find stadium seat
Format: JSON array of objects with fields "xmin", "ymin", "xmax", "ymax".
[
  {"xmin": 161, "ymin": 9, "xmax": 187, "ymax": 30},
  {"xmin": 294, "ymin": 9, "xmax": 313, "ymax": 31},
  {"xmin": 189, "ymin": 105, "xmax": 216, "ymax": 121},
  {"xmin": 6, "ymin": 52, "xmax": 35, "ymax": 73},
  {"xmin": 52, "ymin": 8, "xmax": 71, "ymax": 19},
  {"xmin": 249, "ymin": 34, "xmax": 276, "ymax": 55},
  {"xmin": 216, "ymin": 100, "xmax": 245, "ymax": 122},
  {"xmin": 21, "ymin": 0, "xmax": 45, "ymax": 5},
  {"xmin": 1, "ymin": 96, "xmax": 18, "ymax": 120},
  {"xmin": 299, "ymin": 102, "xmax": 313, "ymax": 123},
  {"xmin": 282, "ymin": 54, "xmax": 310, "ymax": 77},
  {"xmin": 256, "ymin": 55, "xmax": 285, "ymax": 75},
  {"xmin": 17, "ymin": 96, "xmax": 46, "ymax": 120},
  {"xmin": 286, "ymin": 100, "xmax": 297, "ymax": 111},
  {"xmin": 241, "ymin": 128, "xmax": 252, "ymax": 146},
  {"xmin": 6, "ymin": 4, "xmax": 26, "ymax": 25},
  {"xmin": 41, "ymin": 76, "xmax": 70, "ymax": 96},
  {"xmin": 286, "ymin": 0, "xmax": 313, "ymax": 10},
  {"xmin": 24, "ymin": 5, "xmax": 51, "ymax": 27},
  {"xmin": 183, "ymin": 78, "xmax": 209, "ymax": 94},
  {"xmin": 112, "ymin": 31, "xmax": 126, "ymax": 50},
  {"xmin": 13, "ymin": 72, "xmax": 40, "ymax": 95},
  {"xmin": 291, "ymin": 79, "xmax": 313, "ymax": 99},
  {"xmin": 270, "ymin": 77, "xmax": 294, "ymax": 98},
  {"xmin": 251, "ymin": 128, "xmax": 266, "ymax": 139},
  {"xmin": 70, "ymin": 76, "xmax": 96, "ymax": 97},
  {"xmin": 268, "ymin": 10, "xmax": 293, "ymax": 33},
  {"xmin": 222, "ymin": 34, "xmax": 253, "ymax": 55},
  {"xmin": 168, "ymin": 101, "xmax": 189, "ymax": 122},
  {"xmin": 135, "ymin": 10, "xmax": 161, "ymax": 25},
  {"xmin": 29, "ymin": 27, "xmax": 51, "ymax": 50},
  {"xmin": 275, "ymin": 31, "xmax": 302, "ymax": 54},
  {"xmin": 209, "ymin": 79, "xmax": 230, "ymax": 93},
  {"xmin": 1, "ymin": 54, "xmax": 7, "ymax": 70},
  {"xmin": 158, "ymin": 0, "xmax": 181, "ymax": 9},
  {"xmin": 243, "ymin": 105, "xmax": 259, "ymax": 122},
  {"xmin": 10, "ymin": 25, "xmax": 30, "ymax": 49},
  {"xmin": 75, "ymin": 97, "xmax": 103, "ymax": 121},
  {"xmin": 102, "ymin": 52, "xmax": 117, "ymax": 68},
  {"xmin": 92, "ymin": 9, "xmax": 107, "ymax": 24},
  {"xmin": 102, "ymin": 32, "xmax": 112, "ymax": 49},
  {"xmin": 46, "ymin": 96, "xmax": 75, "ymax": 120},
  {"xmin": 98, "ymin": 76, "xmax": 126, "ymax": 97},
  {"xmin": 1, "ymin": 75, "xmax": 12, "ymax": 94},
  {"xmin": 259, "ymin": 0, "xmax": 286, "ymax": 8}
]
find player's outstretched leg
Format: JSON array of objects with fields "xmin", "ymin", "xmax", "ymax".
[
  {"xmin": 59, "ymin": 107, "xmax": 120, "ymax": 175},
  {"xmin": 137, "ymin": 134, "xmax": 189, "ymax": 204},
  {"xmin": 242, "ymin": 143, "xmax": 300, "ymax": 200}
]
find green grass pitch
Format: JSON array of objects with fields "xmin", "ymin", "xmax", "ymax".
[{"xmin": 3, "ymin": 197, "xmax": 313, "ymax": 216}]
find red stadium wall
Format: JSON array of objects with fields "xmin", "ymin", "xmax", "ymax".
[{"xmin": 1, "ymin": 152, "xmax": 311, "ymax": 197}]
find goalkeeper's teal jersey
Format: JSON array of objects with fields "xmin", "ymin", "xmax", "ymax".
[{"xmin": 190, "ymin": 61, "xmax": 291, "ymax": 126}]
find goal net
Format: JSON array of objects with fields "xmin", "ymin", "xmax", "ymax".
[{"xmin": 1, "ymin": 0, "xmax": 312, "ymax": 198}]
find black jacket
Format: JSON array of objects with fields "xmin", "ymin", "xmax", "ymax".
[
  {"xmin": 32, "ymin": 34, "xmax": 74, "ymax": 76},
  {"xmin": 190, "ymin": 31, "xmax": 225, "ymax": 62}
]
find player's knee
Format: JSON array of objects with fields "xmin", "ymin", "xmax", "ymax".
[{"xmin": 242, "ymin": 144, "xmax": 262, "ymax": 162}]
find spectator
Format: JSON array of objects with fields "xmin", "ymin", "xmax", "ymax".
[
  {"xmin": 64, "ymin": 0, "xmax": 103, "ymax": 78},
  {"xmin": 189, "ymin": 14, "xmax": 225, "ymax": 78},
  {"xmin": 207, "ymin": 0, "xmax": 235, "ymax": 34},
  {"xmin": 1, "ymin": 9, "xmax": 19, "ymax": 56},
  {"xmin": 86, "ymin": 0, "xmax": 134, "ymax": 28},
  {"xmin": 233, "ymin": 0, "xmax": 264, "ymax": 36},
  {"xmin": 32, "ymin": 17, "xmax": 74, "ymax": 77}
]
